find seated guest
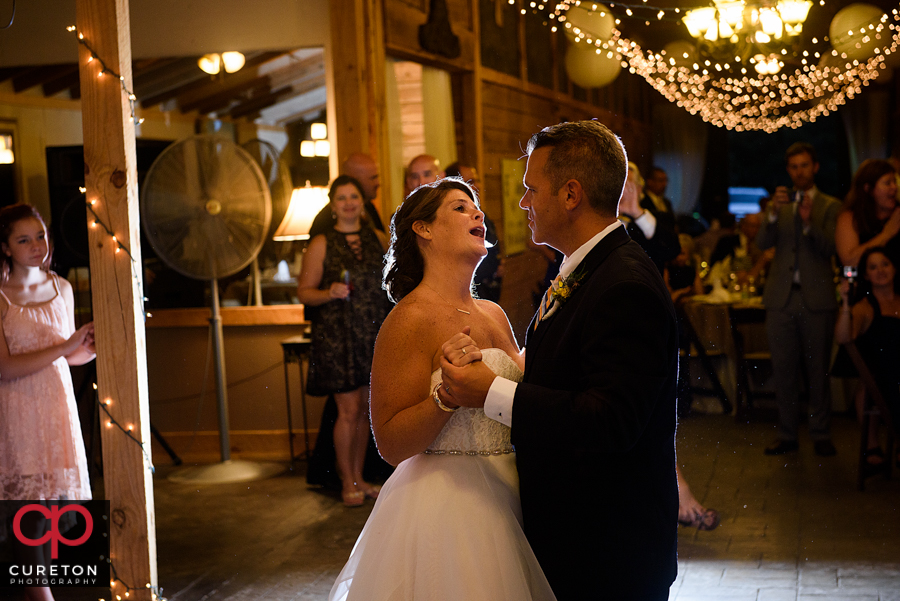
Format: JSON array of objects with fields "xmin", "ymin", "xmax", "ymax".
[
  {"xmin": 708, "ymin": 212, "xmax": 774, "ymax": 286},
  {"xmin": 665, "ymin": 233, "xmax": 704, "ymax": 305},
  {"xmin": 835, "ymin": 159, "xmax": 899, "ymax": 269},
  {"xmin": 835, "ymin": 247, "xmax": 900, "ymax": 468},
  {"xmin": 693, "ymin": 210, "xmax": 736, "ymax": 265}
]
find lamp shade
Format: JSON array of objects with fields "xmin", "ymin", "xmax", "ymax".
[{"xmin": 273, "ymin": 183, "xmax": 330, "ymax": 241}]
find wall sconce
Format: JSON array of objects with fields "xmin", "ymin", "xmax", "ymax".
[
  {"xmin": 310, "ymin": 123, "xmax": 327, "ymax": 140},
  {"xmin": 0, "ymin": 134, "xmax": 13, "ymax": 164},
  {"xmin": 198, "ymin": 51, "xmax": 246, "ymax": 75}
]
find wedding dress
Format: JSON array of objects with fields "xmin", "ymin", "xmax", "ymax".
[{"xmin": 328, "ymin": 348, "xmax": 556, "ymax": 601}]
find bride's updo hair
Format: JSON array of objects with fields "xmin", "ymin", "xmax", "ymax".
[{"xmin": 383, "ymin": 177, "xmax": 478, "ymax": 303}]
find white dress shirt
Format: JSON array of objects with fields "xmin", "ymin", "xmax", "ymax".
[{"xmin": 483, "ymin": 220, "xmax": 623, "ymax": 427}]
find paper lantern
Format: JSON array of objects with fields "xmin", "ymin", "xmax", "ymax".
[
  {"xmin": 663, "ymin": 40, "xmax": 699, "ymax": 68},
  {"xmin": 565, "ymin": 45, "xmax": 621, "ymax": 89},
  {"xmin": 564, "ymin": 6, "xmax": 615, "ymax": 43},
  {"xmin": 829, "ymin": 3, "xmax": 887, "ymax": 60}
]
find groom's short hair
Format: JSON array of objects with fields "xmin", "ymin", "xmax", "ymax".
[{"xmin": 526, "ymin": 120, "xmax": 628, "ymax": 217}]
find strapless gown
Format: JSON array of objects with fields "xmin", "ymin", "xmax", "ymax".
[{"xmin": 328, "ymin": 349, "xmax": 556, "ymax": 601}]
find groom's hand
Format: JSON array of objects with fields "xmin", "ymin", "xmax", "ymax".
[{"xmin": 439, "ymin": 356, "xmax": 494, "ymax": 408}]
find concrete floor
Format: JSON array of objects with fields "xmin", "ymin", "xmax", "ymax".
[{"xmin": 32, "ymin": 411, "xmax": 900, "ymax": 601}]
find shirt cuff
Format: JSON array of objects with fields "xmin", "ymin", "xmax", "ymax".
[
  {"xmin": 634, "ymin": 210, "xmax": 657, "ymax": 239},
  {"xmin": 484, "ymin": 377, "xmax": 517, "ymax": 427}
]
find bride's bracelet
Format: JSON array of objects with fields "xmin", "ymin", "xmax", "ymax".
[{"xmin": 432, "ymin": 383, "xmax": 459, "ymax": 413}]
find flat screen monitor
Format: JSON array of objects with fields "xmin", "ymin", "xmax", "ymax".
[{"xmin": 728, "ymin": 186, "xmax": 768, "ymax": 218}]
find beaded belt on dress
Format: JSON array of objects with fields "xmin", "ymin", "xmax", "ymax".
[{"xmin": 423, "ymin": 448, "xmax": 514, "ymax": 456}]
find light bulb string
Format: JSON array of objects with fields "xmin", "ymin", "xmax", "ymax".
[
  {"xmin": 66, "ymin": 26, "xmax": 144, "ymax": 125},
  {"xmin": 81, "ymin": 189, "xmax": 149, "ymax": 321}
]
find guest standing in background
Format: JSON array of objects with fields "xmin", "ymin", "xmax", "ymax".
[
  {"xmin": 757, "ymin": 142, "xmax": 841, "ymax": 457},
  {"xmin": 309, "ymin": 153, "xmax": 385, "ymax": 238},
  {"xmin": 0, "ymin": 204, "xmax": 96, "ymax": 601},
  {"xmin": 297, "ymin": 176, "xmax": 391, "ymax": 507},
  {"xmin": 835, "ymin": 159, "xmax": 899, "ymax": 269},
  {"xmin": 404, "ymin": 154, "xmax": 443, "ymax": 198},
  {"xmin": 305, "ymin": 155, "xmax": 392, "ymax": 491},
  {"xmin": 619, "ymin": 162, "xmax": 680, "ymax": 273}
]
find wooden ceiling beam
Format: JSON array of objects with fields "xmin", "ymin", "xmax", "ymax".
[
  {"xmin": 182, "ymin": 77, "xmax": 271, "ymax": 114},
  {"xmin": 0, "ymin": 67, "xmax": 31, "ymax": 84},
  {"xmin": 164, "ymin": 51, "xmax": 286, "ymax": 109},
  {"xmin": 227, "ymin": 85, "xmax": 293, "ymax": 119},
  {"xmin": 42, "ymin": 67, "xmax": 80, "ymax": 96},
  {"xmin": 13, "ymin": 64, "xmax": 77, "ymax": 92}
]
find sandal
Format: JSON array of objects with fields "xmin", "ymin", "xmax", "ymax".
[
  {"xmin": 361, "ymin": 484, "xmax": 381, "ymax": 500},
  {"xmin": 678, "ymin": 508, "xmax": 720, "ymax": 531},
  {"xmin": 341, "ymin": 490, "xmax": 365, "ymax": 508}
]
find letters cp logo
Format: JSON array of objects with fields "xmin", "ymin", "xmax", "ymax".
[{"xmin": 12, "ymin": 504, "xmax": 93, "ymax": 559}]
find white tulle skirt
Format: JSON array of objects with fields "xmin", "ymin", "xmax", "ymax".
[{"xmin": 329, "ymin": 452, "xmax": 556, "ymax": 601}]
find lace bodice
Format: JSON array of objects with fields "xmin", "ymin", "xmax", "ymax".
[{"xmin": 426, "ymin": 348, "xmax": 522, "ymax": 455}]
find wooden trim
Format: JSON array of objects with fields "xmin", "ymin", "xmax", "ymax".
[
  {"xmin": 146, "ymin": 306, "xmax": 308, "ymax": 328},
  {"xmin": 480, "ymin": 66, "xmax": 615, "ymax": 121}
]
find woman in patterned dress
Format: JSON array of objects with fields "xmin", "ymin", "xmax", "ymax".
[{"xmin": 297, "ymin": 176, "xmax": 390, "ymax": 507}]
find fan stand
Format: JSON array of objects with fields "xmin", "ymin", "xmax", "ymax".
[{"xmin": 168, "ymin": 279, "xmax": 285, "ymax": 484}]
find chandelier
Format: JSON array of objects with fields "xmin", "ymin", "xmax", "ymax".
[
  {"xmin": 540, "ymin": 0, "xmax": 900, "ymax": 132},
  {"xmin": 682, "ymin": 0, "xmax": 813, "ymax": 74}
]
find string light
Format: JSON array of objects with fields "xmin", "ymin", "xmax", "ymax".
[
  {"xmin": 67, "ymin": 26, "xmax": 144, "ymax": 125},
  {"xmin": 541, "ymin": 2, "xmax": 900, "ymax": 131}
]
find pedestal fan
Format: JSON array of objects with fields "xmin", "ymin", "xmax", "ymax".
[
  {"xmin": 241, "ymin": 139, "xmax": 293, "ymax": 306},
  {"xmin": 141, "ymin": 135, "xmax": 283, "ymax": 484}
]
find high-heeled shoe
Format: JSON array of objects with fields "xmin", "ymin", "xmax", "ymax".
[{"xmin": 342, "ymin": 490, "xmax": 365, "ymax": 507}]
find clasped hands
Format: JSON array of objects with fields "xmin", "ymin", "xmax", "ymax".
[{"xmin": 438, "ymin": 326, "xmax": 496, "ymax": 409}]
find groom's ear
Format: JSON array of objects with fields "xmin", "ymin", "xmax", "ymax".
[
  {"xmin": 562, "ymin": 179, "xmax": 586, "ymax": 211},
  {"xmin": 412, "ymin": 220, "xmax": 433, "ymax": 240}
]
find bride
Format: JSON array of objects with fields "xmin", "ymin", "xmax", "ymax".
[{"xmin": 328, "ymin": 178, "xmax": 556, "ymax": 601}]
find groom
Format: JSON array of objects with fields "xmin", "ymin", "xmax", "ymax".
[{"xmin": 441, "ymin": 121, "xmax": 678, "ymax": 600}]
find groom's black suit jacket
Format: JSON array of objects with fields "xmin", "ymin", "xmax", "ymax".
[{"xmin": 512, "ymin": 225, "xmax": 678, "ymax": 600}]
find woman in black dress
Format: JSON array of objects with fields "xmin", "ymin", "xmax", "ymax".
[
  {"xmin": 835, "ymin": 246, "xmax": 900, "ymax": 468},
  {"xmin": 297, "ymin": 175, "xmax": 391, "ymax": 506}
]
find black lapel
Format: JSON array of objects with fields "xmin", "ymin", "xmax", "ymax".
[{"xmin": 524, "ymin": 226, "xmax": 631, "ymax": 377}]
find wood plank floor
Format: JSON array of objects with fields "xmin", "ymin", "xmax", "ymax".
[{"xmin": 29, "ymin": 411, "xmax": 900, "ymax": 601}]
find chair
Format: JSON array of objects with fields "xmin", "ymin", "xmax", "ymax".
[
  {"xmin": 679, "ymin": 307, "xmax": 733, "ymax": 415},
  {"xmin": 843, "ymin": 342, "xmax": 896, "ymax": 491},
  {"xmin": 728, "ymin": 305, "xmax": 775, "ymax": 421}
]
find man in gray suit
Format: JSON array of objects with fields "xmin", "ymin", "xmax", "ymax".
[{"xmin": 757, "ymin": 142, "xmax": 841, "ymax": 457}]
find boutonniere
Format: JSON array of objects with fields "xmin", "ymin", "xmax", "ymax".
[{"xmin": 550, "ymin": 267, "xmax": 586, "ymax": 306}]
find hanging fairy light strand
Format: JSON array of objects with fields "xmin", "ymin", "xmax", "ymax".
[
  {"xmin": 66, "ymin": 25, "xmax": 144, "ymax": 125},
  {"xmin": 525, "ymin": 1, "xmax": 900, "ymax": 131}
]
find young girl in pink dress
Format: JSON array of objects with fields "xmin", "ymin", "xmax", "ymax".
[{"xmin": 0, "ymin": 204, "xmax": 96, "ymax": 601}]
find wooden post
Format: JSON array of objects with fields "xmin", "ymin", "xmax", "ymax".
[
  {"xmin": 76, "ymin": 0, "xmax": 157, "ymax": 599},
  {"xmin": 330, "ymin": 0, "xmax": 390, "ymax": 214}
]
